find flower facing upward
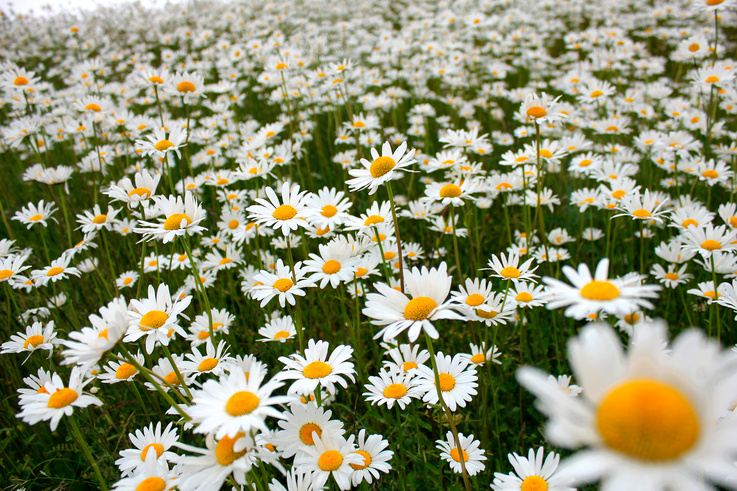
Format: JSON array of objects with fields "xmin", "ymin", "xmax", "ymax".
[
  {"xmin": 518, "ymin": 321, "xmax": 737, "ymax": 490},
  {"xmin": 347, "ymin": 141, "xmax": 416, "ymax": 195},
  {"xmin": 543, "ymin": 258, "xmax": 661, "ymax": 320},
  {"xmin": 247, "ymin": 182, "xmax": 314, "ymax": 236},
  {"xmin": 363, "ymin": 262, "xmax": 463, "ymax": 342}
]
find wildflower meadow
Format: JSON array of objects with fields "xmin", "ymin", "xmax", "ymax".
[{"xmin": 2, "ymin": 0, "xmax": 737, "ymax": 489}]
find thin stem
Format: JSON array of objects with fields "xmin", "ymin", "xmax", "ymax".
[
  {"xmin": 386, "ymin": 182, "xmax": 406, "ymax": 294},
  {"xmin": 68, "ymin": 416, "xmax": 108, "ymax": 491}
]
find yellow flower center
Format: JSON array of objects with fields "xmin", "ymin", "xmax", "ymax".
[
  {"xmin": 141, "ymin": 443, "xmax": 164, "ymax": 461},
  {"xmin": 632, "ymin": 209, "xmax": 651, "ymax": 218},
  {"xmin": 500, "ymin": 266, "xmax": 521, "ymax": 278},
  {"xmin": 596, "ymin": 379, "xmax": 699, "ymax": 462},
  {"xmin": 148, "ymin": 76, "xmax": 164, "ymax": 84},
  {"xmin": 369, "ymin": 156, "xmax": 397, "ymax": 178},
  {"xmin": 707, "ymin": 0, "xmax": 724, "ymax": 4},
  {"xmin": 275, "ymin": 62, "xmax": 288, "ymax": 70},
  {"xmin": 228, "ymin": 219, "xmax": 239, "ymax": 230},
  {"xmin": 580, "ymin": 280, "xmax": 620, "ymax": 300},
  {"xmin": 85, "ymin": 103, "xmax": 102, "ymax": 112},
  {"xmin": 154, "ymin": 140, "xmax": 174, "ymax": 152},
  {"xmin": 355, "ymin": 267, "xmax": 368, "ymax": 277},
  {"xmin": 471, "ymin": 353, "xmax": 486, "ymax": 364},
  {"xmin": 14, "ymin": 76, "xmax": 29, "ymax": 86},
  {"xmin": 702, "ymin": 169, "xmax": 719, "ymax": 179},
  {"xmin": 701, "ymin": 239, "xmax": 721, "ymax": 251},
  {"xmin": 0, "ymin": 269, "xmax": 13, "ymax": 280},
  {"xmin": 136, "ymin": 476, "xmax": 166, "ymax": 491},
  {"xmin": 164, "ymin": 213, "xmax": 192, "ymax": 230},
  {"xmin": 115, "ymin": 363, "xmax": 138, "ymax": 379},
  {"xmin": 197, "ymin": 331, "xmax": 210, "ymax": 340},
  {"xmin": 163, "ymin": 372, "xmax": 180, "ymax": 386},
  {"xmin": 539, "ymin": 149, "xmax": 553, "ymax": 158},
  {"xmin": 299, "ymin": 423, "xmax": 322, "ymax": 445},
  {"xmin": 450, "ymin": 448, "xmax": 468, "ymax": 462},
  {"xmin": 23, "ymin": 335, "xmax": 44, "ymax": 349},
  {"xmin": 215, "ymin": 432, "xmax": 248, "ymax": 466},
  {"xmin": 520, "ymin": 475, "xmax": 548, "ymax": 491},
  {"xmin": 303, "ymin": 361, "xmax": 332, "ymax": 379},
  {"xmin": 273, "ymin": 204, "xmax": 297, "ymax": 220},
  {"xmin": 198, "ymin": 357, "xmax": 218, "ymax": 372},
  {"xmin": 476, "ymin": 307, "xmax": 498, "ymax": 319},
  {"xmin": 353, "ymin": 121, "xmax": 366, "ymax": 128},
  {"xmin": 273, "ymin": 278, "xmax": 293, "ymax": 292},
  {"xmin": 403, "ymin": 361, "xmax": 418, "ymax": 372},
  {"xmin": 177, "ymin": 81, "xmax": 196, "ymax": 93},
  {"xmin": 439, "ymin": 184, "xmax": 462, "ymax": 198},
  {"xmin": 383, "ymin": 383, "xmax": 408, "ymax": 399},
  {"xmin": 704, "ymin": 290, "xmax": 719, "ymax": 299},
  {"xmin": 705, "ymin": 75, "xmax": 719, "ymax": 83},
  {"xmin": 47, "ymin": 388, "xmax": 78, "ymax": 408},
  {"xmin": 274, "ymin": 330, "xmax": 290, "ymax": 339},
  {"xmin": 515, "ymin": 292, "xmax": 533, "ymax": 302},
  {"xmin": 404, "ymin": 296, "xmax": 438, "ymax": 320},
  {"xmin": 92, "ymin": 214, "xmax": 107, "ymax": 224},
  {"xmin": 465, "ymin": 293, "xmax": 485, "ymax": 306},
  {"xmin": 318, "ymin": 450, "xmax": 344, "ymax": 471},
  {"xmin": 219, "ymin": 258, "xmax": 232, "ymax": 266},
  {"xmin": 682, "ymin": 219, "xmax": 698, "ymax": 227},
  {"xmin": 350, "ymin": 450, "xmax": 373, "ymax": 470},
  {"xmin": 225, "ymin": 391, "xmax": 260, "ymax": 416},
  {"xmin": 128, "ymin": 187, "xmax": 152, "ymax": 198},
  {"xmin": 29, "ymin": 214, "xmax": 43, "ymax": 221},
  {"xmin": 590, "ymin": 90, "xmax": 604, "ymax": 98},
  {"xmin": 323, "ymin": 260, "xmax": 341, "ymax": 274},
  {"xmin": 321, "ymin": 205, "xmax": 338, "ymax": 217},
  {"xmin": 438, "ymin": 373, "xmax": 455, "ymax": 391},
  {"xmin": 140, "ymin": 310, "xmax": 169, "ymax": 330},
  {"xmin": 526, "ymin": 107, "xmax": 547, "ymax": 118},
  {"xmin": 664, "ymin": 272, "xmax": 679, "ymax": 281},
  {"xmin": 612, "ymin": 190, "xmax": 626, "ymax": 199},
  {"xmin": 47, "ymin": 267, "xmax": 64, "ymax": 277}
]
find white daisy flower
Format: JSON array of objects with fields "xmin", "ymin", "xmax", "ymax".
[
  {"xmin": 347, "ymin": 141, "xmax": 416, "ymax": 195},
  {"xmin": 278, "ymin": 339, "xmax": 355, "ymax": 396},
  {"xmin": 416, "ymin": 352, "xmax": 478, "ymax": 412},
  {"xmin": 436, "ymin": 431, "xmax": 486, "ymax": 476},
  {"xmin": 491, "ymin": 447, "xmax": 574, "ymax": 491},
  {"xmin": 350, "ymin": 429, "xmax": 393, "ymax": 486}
]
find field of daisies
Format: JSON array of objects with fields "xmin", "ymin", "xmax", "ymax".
[{"xmin": 2, "ymin": 0, "xmax": 737, "ymax": 489}]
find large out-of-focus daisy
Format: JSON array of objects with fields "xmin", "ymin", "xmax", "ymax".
[
  {"xmin": 247, "ymin": 182, "xmax": 314, "ymax": 236},
  {"xmin": 518, "ymin": 320, "xmax": 737, "ymax": 490},
  {"xmin": 363, "ymin": 262, "xmax": 462, "ymax": 342},
  {"xmin": 347, "ymin": 141, "xmax": 416, "ymax": 195},
  {"xmin": 542, "ymin": 258, "xmax": 661, "ymax": 320}
]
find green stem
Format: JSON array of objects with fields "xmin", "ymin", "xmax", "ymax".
[{"xmin": 68, "ymin": 416, "xmax": 108, "ymax": 491}]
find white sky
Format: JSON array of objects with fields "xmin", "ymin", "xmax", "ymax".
[{"xmin": 0, "ymin": 0, "xmax": 173, "ymax": 16}]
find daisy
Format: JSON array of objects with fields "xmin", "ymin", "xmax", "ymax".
[
  {"xmin": 307, "ymin": 187, "xmax": 352, "ymax": 230},
  {"xmin": 518, "ymin": 320, "xmax": 737, "ymax": 490},
  {"xmin": 650, "ymin": 263, "xmax": 693, "ymax": 288},
  {"xmin": 12, "ymin": 200, "xmax": 57, "ymax": 229},
  {"xmin": 462, "ymin": 342, "xmax": 502, "ymax": 367},
  {"xmin": 491, "ymin": 447, "xmax": 574, "ymax": 491},
  {"xmin": 126, "ymin": 283, "xmax": 192, "ymax": 354},
  {"xmin": 295, "ymin": 432, "xmax": 362, "ymax": 491},
  {"xmin": 247, "ymin": 182, "xmax": 314, "ymax": 236},
  {"xmin": 116, "ymin": 270, "xmax": 139, "ymax": 289},
  {"xmin": 278, "ymin": 339, "xmax": 355, "ymax": 396},
  {"xmin": 60, "ymin": 297, "xmax": 129, "ymax": 368},
  {"xmin": 416, "ymin": 352, "xmax": 478, "ymax": 411},
  {"xmin": 165, "ymin": 71, "xmax": 206, "ymax": 101},
  {"xmin": 487, "ymin": 252, "xmax": 539, "ymax": 283},
  {"xmin": 268, "ymin": 470, "xmax": 321, "ymax": 491},
  {"xmin": 76, "ymin": 204, "xmax": 121, "ymax": 233},
  {"xmin": 272, "ymin": 401, "xmax": 345, "ymax": 459},
  {"xmin": 304, "ymin": 242, "xmax": 360, "ymax": 289},
  {"xmin": 0, "ymin": 253, "xmax": 31, "ymax": 285},
  {"xmin": 383, "ymin": 343, "xmax": 430, "ymax": 374},
  {"xmin": 106, "ymin": 169, "xmax": 161, "ymax": 208},
  {"xmin": 613, "ymin": 189, "xmax": 670, "ymax": 224},
  {"xmin": 175, "ymin": 432, "xmax": 258, "ymax": 491},
  {"xmin": 134, "ymin": 192, "xmax": 207, "ymax": 244},
  {"xmin": 547, "ymin": 375, "xmax": 584, "ymax": 397},
  {"xmin": 363, "ymin": 367, "xmax": 423, "ymax": 409},
  {"xmin": 135, "ymin": 126, "xmax": 188, "ymax": 159},
  {"xmin": 543, "ymin": 258, "xmax": 661, "ymax": 320},
  {"xmin": 422, "ymin": 179, "xmax": 479, "ymax": 207},
  {"xmin": 145, "ymin": 354, "xmax": 187, "ymax": 393},
  {"xmin": 682, "ymin": 224, "xmax": 737, "ymax": 258},
  {"xmin": 519, "ymin": 92, "xmax": 566, "ymax": 124},
  {"xmin": 251, "ymin": 259, "xmax": 316, "ymax": 308},
  {"xmin": 509, "ymin": 281, "xmax": 548, "ymax": 309},
  {"xmin": 188, "ymin": 362, "xmax": 291, "ymax": 439},
  {"xmin": 258, "ymin": 314, "xmax": 298, "ymax": 343},
  {"xmin": 32, "ymin": 254, "xmax": 82, "ymax": 287},
  {"xmin": 436, "ymin": 431, "xmax": 486, "ymax": 476},
  {"xmin": 363, "ymin": 262, "xmax": 463, "ymax": 342},
  {"xmin": 110, "ymin": 450, "xmax": 177, "ymax": 491},
  {"xmin": 16, "ymin": 365, "xmax": 102, "ymax": 431},
  {"xmin": 345, "ymin": 201, "xmax": 393, "ymax": 231},
  {"xmin": 98, "ymin": 351, "xmax": 144, "ymax": 384},
  {"xmin": 180, "ymin": 339, "xmax": 233, "ymax": 381},
  {"xmin": 188, "ymin": 308, "xmax": 234, "ymax": 346},
  {"xmin": 347, "ymin": 141, "xmax": 416, "ymax": 195},
  {"xmin": 350, "ymin": 429, "xmax": 393, "ymax": 486},
  {"xmin": 1, "ymin": 321, "xmax": 57, "ymax": 360}
]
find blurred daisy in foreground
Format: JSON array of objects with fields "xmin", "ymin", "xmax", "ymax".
[{"xmin": 518, "ymin": 320, "xmax": 737, "ymax": 490}]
